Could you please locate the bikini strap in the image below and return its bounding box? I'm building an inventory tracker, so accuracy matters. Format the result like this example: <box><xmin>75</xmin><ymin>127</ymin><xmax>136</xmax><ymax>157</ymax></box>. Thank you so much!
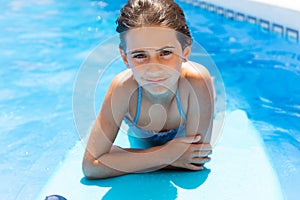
<box><xmin>176</xmin><ymin>90</ymin><xmax>187</xmax><ymax>121</ymax></box>
<box><xmin>133</xmin><ymin>86</ymin><xmax>142</xmax><ymax>125</ymax></box>
<box><xmin>134</xmin><ymin>87</ymin><xmax>186</xmax><ymax>125</ymax></box>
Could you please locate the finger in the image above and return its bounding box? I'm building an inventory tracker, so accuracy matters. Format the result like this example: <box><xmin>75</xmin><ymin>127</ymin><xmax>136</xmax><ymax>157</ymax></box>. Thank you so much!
<box><xmin>192</xmin><ymin>157</ymin><xmax>211</xmax><ymax>164</ymax></box>
<box><xmin>193</xmin><ymin>134</ymin><xmax>201</xmax><ymax>143</ymax></box>
<box><xmin>181</xmin><ymin>134</ymin><xmax>201</xmax><ymax>144</ymax></box>
<box><xmin>192</xmin><ymin>143</ymin><xmax>212</xmax><ymax>151</ymax></box>
<box><xmin>193</xmin><ymin>150</ymin><xmax>212</xmax><ymax>157</ymax></box>
<box><xmin>186</xmin><ymin>163</ymin><xmax>204</xmax><ymax>171</ymax></box>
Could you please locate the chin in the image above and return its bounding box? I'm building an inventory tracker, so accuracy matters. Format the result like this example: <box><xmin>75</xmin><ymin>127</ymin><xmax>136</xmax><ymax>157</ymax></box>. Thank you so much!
<box><xmin>144</xmin><ymin>85</ymin><xmax>177</xmax><ymax>96</ymax></box>
<box><xmin>144</xmin><ymin>84</ymin><xmax>170</xmax><ymax>95</ymax></box>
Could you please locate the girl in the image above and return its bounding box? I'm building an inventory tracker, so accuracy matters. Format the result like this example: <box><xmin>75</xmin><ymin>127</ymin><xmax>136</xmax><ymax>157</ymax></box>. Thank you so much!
<box><xmin>83</xmin><ymin>0</ymin><xmax>214</xmax><ymax>179</ymax></box>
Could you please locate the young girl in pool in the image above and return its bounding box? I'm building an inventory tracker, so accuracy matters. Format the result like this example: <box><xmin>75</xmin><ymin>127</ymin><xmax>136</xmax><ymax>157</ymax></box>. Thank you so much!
<box><xmin>83</xmin><ymin>0</ymin><xmax>214</xmax><ymax>179</ymax></box>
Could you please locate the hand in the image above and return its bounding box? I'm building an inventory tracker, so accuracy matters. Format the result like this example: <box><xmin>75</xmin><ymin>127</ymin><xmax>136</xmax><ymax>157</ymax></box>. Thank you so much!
<box><xmin>165</xmin><ymin>135</ymin><xmax>212</xmax><ymax>170</ymax></box>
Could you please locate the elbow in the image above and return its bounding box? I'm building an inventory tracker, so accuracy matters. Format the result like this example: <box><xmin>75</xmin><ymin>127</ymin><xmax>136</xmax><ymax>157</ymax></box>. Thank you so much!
<box><xmin>82</xmin><ymin>157</ymin><xmax>114</xmax><ymax>180</ymax></box>
<box><xmin>82</xmin><ymin>164</ymin><xmax>98</xmax><ymax>180</ymax></box>
<box><xmin>83</xmin><ymin>171</ymin><xmax>102</xmax><ymax>180</ymax></box>
<box><xmin>82</xmin><ymin>158</ymin><xmax>97</xmax><ymax>179</ymax></box>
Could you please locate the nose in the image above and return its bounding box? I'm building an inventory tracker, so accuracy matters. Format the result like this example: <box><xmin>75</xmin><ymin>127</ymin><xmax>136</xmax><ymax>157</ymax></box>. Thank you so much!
<box><xmin>148</xmin><ymin>53</ymin><xmax>160</xmax><ymax>64</ymax></box>
<box><xmin>146</xmin><ymin>66</ymin><xmax>163</xmax><ymax>78</ymax></box>
<box><xmin>145</xmin><ymin>54</ymin><xmax>164</xmax><ymax>74</ymax></box>
<box><xmin>145</xmin><ymin>62</ymin><xmax>164</xmax><ymax>76</ymax></box>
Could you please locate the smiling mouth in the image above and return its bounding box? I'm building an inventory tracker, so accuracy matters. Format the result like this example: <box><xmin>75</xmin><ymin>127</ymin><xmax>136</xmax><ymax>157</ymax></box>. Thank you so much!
<box><xmin>146</xmin><ymin>78</ymin><xmax>167</xmax><ymax>84</ymax></box>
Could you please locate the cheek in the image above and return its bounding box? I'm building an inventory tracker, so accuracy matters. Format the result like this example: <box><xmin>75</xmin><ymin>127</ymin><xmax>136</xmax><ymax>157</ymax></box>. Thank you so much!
<box><xmin>169</xmin><ymin>59</ymin><xmax>182</xmax><ymax>72</ymax></box>
<box><xmin>170</xmin><ymin>68</ymin><xmax>181</xmax><ymax>78</ymax></box>
<box><xmin>128</xmin><ymin>59</ymin><xmax>146</xmax><ymax>69</ymax></box>
<box><xmin>131</xmin><ymin>67</ymin><xmax>145</xmax><ymax>81</ymax></box>
<box><xmin>159</xmin><ymin>56</ymin><xmax>182</xmax><ymax>68</ymax></box>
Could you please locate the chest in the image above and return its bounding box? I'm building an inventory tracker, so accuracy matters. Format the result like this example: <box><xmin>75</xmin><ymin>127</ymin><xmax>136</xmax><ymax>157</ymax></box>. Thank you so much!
<box><xmin>128</xmin><ymin>95</ymin><xmax>187</xmax><ymax>132</ymax></box>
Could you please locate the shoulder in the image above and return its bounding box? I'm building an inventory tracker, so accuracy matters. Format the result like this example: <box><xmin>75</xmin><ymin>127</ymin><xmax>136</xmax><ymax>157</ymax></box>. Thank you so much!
<box><xmin>180</xmin><ymin>61</ymin><xmax>212</xmax><ymax>89</ymax></box>
<box><xmin>101</xmin><ymin>69</ymin><xmax>137</xmax><ymax>119</ymax></box>
<box><xmin>109</xmin><ymin>69</ymin><xmax>137</xmax><ymax>94</ymax></box>
<box><xmin>177</xmin><ymin>61</ymin><xmax>213</xmax><ymax>115</ymax></box>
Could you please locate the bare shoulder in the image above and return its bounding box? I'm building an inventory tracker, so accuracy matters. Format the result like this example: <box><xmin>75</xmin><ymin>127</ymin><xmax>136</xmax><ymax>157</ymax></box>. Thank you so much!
<box><xmin>99</xmin><ymin>69</ymin><xmax>137</xmax><ymax>124</ymax></box>
<box><xmin>178</xmin><ymin>61</ymin><xmax>213</xmax><ymax>114</ymax></box>
<box><xmin>109</xmin><ymin>69</ymin><xmax>137</xmax><ymax>98</ymax></box>
<box><xmin>181</xmin><ymin>61</ymin><xmax>212</xmax><ymax>86</ymax></box>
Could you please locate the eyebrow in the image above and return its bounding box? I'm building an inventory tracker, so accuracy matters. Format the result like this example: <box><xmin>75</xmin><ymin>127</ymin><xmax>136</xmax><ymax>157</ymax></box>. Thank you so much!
<box><xmin>129</xmin><ymin>46</ymin><xmax>175</xmax><ymax>55</ymax></box>
<box><xmin>155</xmin><ymin>46</ymin><xmax>175</xmax><ymax>52</ymax></box>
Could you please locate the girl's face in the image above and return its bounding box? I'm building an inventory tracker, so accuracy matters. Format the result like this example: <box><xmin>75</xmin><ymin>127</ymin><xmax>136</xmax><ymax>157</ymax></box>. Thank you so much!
<box><xmin>120</xmin><ymin>26</ymin><xmax>190</xmax><ymax>95</ymax></box>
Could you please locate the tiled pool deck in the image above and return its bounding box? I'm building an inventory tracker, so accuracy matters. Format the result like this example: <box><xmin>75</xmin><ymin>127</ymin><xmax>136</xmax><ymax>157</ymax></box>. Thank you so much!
<box><xmin>180</xmin><ymin>0</ymin><xmax>300</xmax><ymax>42</ymax></box>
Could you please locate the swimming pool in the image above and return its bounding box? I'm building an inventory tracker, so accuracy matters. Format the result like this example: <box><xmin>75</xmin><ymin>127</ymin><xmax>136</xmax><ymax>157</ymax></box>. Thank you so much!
<box><xmin>0</xmin><ymin>0</ymin><xmax>299</xmax><ymax>199</ymax></box>
<box><xmin>179</xmin><ymin>3</ymin><xmax>300</xmax><ymax>199</ymax></box>
<box><xmin>180</xmin><ymin>2</ymin><xmax>300</xmax><ymax>199</ymax></box>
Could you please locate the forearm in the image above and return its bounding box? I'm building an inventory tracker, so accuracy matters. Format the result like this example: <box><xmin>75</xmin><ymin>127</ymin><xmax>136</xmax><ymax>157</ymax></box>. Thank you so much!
<box><xmin>83</xmin><ymin>145</ymin><xmax>171</xmax><ymax>179</ymax></box>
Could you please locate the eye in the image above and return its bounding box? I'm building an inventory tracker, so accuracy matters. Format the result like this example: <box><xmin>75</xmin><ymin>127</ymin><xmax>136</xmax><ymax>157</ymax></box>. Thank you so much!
<box><xmin>160</xmin><ymin>50</ymin><xmax>173</xmax><ymax>58</ymax></box>
<box><xmin>133</xmin><ymin>53</ymin><xmax>146</xmax><ymax>59</ymax></box>
<box><xmin>132</xmin><ymin>53</ymin><xmax>148</xmax><ymax>62</ymax></box>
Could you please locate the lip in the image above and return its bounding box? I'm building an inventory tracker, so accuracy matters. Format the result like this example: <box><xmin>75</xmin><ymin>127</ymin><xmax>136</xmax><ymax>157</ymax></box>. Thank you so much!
<box><xmin>146</xmin><ymin>78</ymin><xmax>167</xmax><ymax>84</ymax></box>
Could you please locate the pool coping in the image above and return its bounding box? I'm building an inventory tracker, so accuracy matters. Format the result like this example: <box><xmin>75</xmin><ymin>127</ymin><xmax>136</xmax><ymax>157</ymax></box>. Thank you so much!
<box><xmin>179</xmin><ymin>0</ymin><xmax>300</xmax><ymax>42</ymax></box>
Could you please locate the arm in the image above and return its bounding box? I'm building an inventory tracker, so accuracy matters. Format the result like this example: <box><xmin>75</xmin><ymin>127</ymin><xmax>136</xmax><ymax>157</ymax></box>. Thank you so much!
<box><xmin>167</xmin><ymin>63</ymin><xmax>214</xmax><ymax>169</ymax></box>
<box><xmin>82</xmin><ymin>75</ymin><xmax>166</xmax><ymax>179</ymax></box>
<box><xmin>104</xmin><ymin>66</ymin><xmax>215</xmax><ymax>172</ymax></box>
<box><xmin>82</xmin><ymin>68</ymin><xmax>214</xmax><ymax>179</ymax></box>
<box><xmin>185</xmin><ymin>63</ymin><xmax>214</xmax><ymax>143</ymax></box>
<box><xmin>82</xmin><ymin>75</ymin><xmax>198</xmax><ymax>179</ymax></box>
<box><xmin>83</xmin><ymin>119</ymin><xmax>203</xmax><ymax>179</ymax></box>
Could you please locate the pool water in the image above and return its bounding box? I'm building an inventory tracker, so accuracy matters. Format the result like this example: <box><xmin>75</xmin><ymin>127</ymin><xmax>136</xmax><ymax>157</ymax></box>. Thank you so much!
<box><xmin>179</xmin><ymin>3</ymin><xmax>300</xmax><ymax>199</ymax></box>
<box><xmin>0</xmin><ymin>0</ymin><xmax>299</xmax><ymax>199</ymax></box>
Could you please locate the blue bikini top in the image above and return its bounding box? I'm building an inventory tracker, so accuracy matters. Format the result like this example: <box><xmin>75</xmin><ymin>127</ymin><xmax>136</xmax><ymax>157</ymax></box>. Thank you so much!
<box><xmin>123</xmin><ymin>86</ymin><xmax>187</xmax><ymax>145</ymax></box>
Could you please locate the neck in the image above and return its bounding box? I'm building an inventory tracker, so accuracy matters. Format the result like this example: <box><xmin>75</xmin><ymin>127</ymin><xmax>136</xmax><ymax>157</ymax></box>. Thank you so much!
<box><xmin>143</xmin><ymin>83</ymin><xmax>178</xmax><ymax>106</ymax></box>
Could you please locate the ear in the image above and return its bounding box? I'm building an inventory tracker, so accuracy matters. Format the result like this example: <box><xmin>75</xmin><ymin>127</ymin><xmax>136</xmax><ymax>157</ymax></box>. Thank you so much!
<box><xmin>182</xmin><ymin>46</ymin><xmax>191</xmax><ymax>62</ymax></box>
<box><xmin>119</xmin><ymin>48</ymin><xmax>129</xmax><ymax>68</ymax></box>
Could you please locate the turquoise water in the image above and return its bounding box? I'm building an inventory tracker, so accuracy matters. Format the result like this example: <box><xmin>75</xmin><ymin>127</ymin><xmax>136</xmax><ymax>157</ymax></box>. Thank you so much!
<box><xmin>0</xmin><ymin>0</ymin><xmax>299</xmax><ymax>199</ymax></box>
<box><xmin>179</xmin><ymin>3</ymin><xmax>300</xmax><ymax>199</ymax></box>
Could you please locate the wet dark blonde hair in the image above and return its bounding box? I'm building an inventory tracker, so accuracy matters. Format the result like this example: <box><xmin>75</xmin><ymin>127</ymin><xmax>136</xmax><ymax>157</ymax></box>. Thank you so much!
<box><xmin>116</xmin><ymin>0</ymin><xmax>192</xmax><ymax>50</ymax></box>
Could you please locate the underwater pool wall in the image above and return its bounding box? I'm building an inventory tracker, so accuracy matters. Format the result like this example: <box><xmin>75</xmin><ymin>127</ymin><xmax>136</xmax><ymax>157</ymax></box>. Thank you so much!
<box><xmin>180</xmin><ymin>0</ymin><xmax>300</xmax><ymax>41</ymax></box>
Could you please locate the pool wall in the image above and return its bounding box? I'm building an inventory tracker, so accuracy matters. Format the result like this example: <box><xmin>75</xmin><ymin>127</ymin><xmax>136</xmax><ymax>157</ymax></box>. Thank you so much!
<box><xmin>179</xmin><ymin>0</ymin><xmax>300</xmax><ymax>41</ymax></box>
